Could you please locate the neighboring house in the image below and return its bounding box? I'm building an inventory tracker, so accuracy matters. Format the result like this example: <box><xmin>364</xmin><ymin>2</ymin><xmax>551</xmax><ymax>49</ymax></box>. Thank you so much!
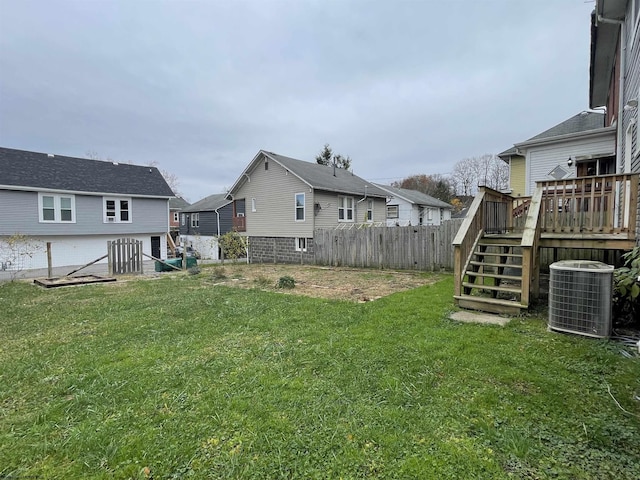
<box><xmin>178</xmin><ymin>193</ymin><xmax>233</xmax><ymax>260</ymax></box>
<box><xmin>169</xmin><ymin>196</ymin><xmax>190</xmax><ymax>240</ymax></box>
<box><xmin>498</xmin><ymin>111</ymin><xmax>616</xmax><ymax>197</ymax></box>
<box><xmin>226</xmin><ymin>150</ymin><xmax>388</xmax><ymax>263</ymax></box>
<box><xmin>374</xmin><ymin>184</ymin><xmax>452</xmax><ymax>226</ymax></box>
<box><xmin>453</xmin><ymin>1</ymin><xmax>640</xmax><ymax>315</ymax></box>
<box><xmin>590</xmin><ymin>0</ymin><xmax>640</xmax><ymax>234</ymax></box>
<box><xmin>0</xmin><ymin>147</ymin><xmax>174</xmax><ymax>271</ymax></box>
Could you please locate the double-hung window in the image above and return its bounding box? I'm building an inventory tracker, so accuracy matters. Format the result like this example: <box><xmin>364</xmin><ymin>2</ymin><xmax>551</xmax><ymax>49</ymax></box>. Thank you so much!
<box><xmin>295</xmin><ymin>193</ymin><xmax>305</xmax><ymax>221</ymax></box>
<box><xmin>386</xmin><ymin>205</ymin><xmax>399</xmax><ymax>219</ymax></box>
<box><xmin>104</xmin><ymin>197</ymin><xmax>131</xmax><ymax>223</ymax></box>
<box><xmin>338</xmin><ymin>196</ymin><xmax>354</xmax><ymax>221</ymax></box>
<box><xmin>191</xmin><ymin>213</ymin><xmax>199</xmax><ymax>228</ymax></box>
<box><xmin>38</xmin><ymin>193</ymin><xmax>76</xmax><ymax>223</ymax></box>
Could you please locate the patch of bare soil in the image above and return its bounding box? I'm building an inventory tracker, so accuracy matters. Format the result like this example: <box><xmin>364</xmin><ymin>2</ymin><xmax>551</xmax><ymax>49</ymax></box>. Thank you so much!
<box><xmin>206</xmin><ymin>263</ymin><xmax>440</xmax><ymax>302</ymax></box>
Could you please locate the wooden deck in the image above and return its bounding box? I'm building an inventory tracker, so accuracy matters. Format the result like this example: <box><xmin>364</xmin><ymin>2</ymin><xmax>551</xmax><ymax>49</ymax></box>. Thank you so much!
<box><xmin>453</xmin><ymin>174</ymin><xmax>639</xmax><ymax>314</ymax></box>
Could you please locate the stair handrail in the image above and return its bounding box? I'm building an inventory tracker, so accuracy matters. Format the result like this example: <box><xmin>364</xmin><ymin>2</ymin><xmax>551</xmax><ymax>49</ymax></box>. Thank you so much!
<box><xmin>453</xmin><ymin>188</ymin><xmax>487</xmax><ymax>296</ymax></box>
<box><xmin>520</xmin><ymin>187</ymin><xmax>543</xmax><ymax>306</ymax></box>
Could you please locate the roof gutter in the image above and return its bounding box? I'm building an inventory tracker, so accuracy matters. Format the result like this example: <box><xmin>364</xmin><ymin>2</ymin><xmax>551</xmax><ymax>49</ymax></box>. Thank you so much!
<box><xmin>513</xmin><ymin>125</ymin><xmax>616</xmax><ymax>149</ymax></box>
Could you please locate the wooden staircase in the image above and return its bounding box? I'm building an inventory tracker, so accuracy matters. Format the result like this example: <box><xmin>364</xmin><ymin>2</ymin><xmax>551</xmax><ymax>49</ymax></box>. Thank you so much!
<box><xmin>453</xmin><ymin>175</ymin><xmax>639</xmax><ymax>316</ymax></box>
<box><xmin>455</xmin><ymin>233</ymin><xmax>527</xmax><ymax>315</ymax></box>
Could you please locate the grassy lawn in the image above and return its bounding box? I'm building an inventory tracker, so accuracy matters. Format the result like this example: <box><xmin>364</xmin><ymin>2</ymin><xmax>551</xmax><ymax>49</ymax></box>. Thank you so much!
<box><xmin>1</xmin><ymin>269</ymin><xmax>639</xmax><ymax>479</ymax></box>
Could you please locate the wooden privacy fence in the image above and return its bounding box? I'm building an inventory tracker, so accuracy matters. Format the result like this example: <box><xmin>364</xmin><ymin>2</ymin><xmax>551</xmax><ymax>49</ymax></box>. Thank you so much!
<box><xmin>314</xmin><ymin>220</ymin><xmax>463</xmax><ymax>271</ymax></box>
<box><xmin>108</xmin><ymin>238</ymin><xmax>143</xmax><ymax>275</ymax></box>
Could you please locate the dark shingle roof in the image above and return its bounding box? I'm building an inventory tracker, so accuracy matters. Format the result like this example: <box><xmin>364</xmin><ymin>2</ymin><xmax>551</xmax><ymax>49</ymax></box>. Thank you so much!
<box><xmin>262</xmin><ymin>151</ymin><xmax>388</xmax><ymax>198</ymax></box>
<box><xmin>520</xmin><ymin>111</ymin><xmax>605</xmax><ymax>144</ymax></box>
<box><xmin>183</xmin><ymin>193</ymin><xmax>230</xmax><ymax>212</ymax></box>
<box><xmin>497</xmin><ymin>146</ymin><xmax>518</xmax><ymax>160</ymax></box>
<box><xmin>169</xmin><ymin>196</ymin><xmax>190</xmax><ymax>209</ymax></box>
<box><xmin>0</xmin><ymin>147</ymin><xmax>175</xmax><ymax>197</ymax></box>
<box><xmin>374</xmin><ymin>184</ymin><xmax>452</xmax><ymax>209</ymax></box>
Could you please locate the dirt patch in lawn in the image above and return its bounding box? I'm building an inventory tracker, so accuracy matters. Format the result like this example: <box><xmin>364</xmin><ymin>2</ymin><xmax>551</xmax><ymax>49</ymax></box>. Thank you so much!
<box><xmin>204</xmin><ymin>263</ymin><xmax>440</xmax><ymax>302</ymax></box>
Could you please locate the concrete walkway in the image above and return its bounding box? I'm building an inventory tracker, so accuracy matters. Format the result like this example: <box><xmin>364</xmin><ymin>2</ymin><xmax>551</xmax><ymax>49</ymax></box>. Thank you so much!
<box><xmin>449</xmin><ymin>310</ymin><xmax>511</xmax><ymax>326</ymax></box>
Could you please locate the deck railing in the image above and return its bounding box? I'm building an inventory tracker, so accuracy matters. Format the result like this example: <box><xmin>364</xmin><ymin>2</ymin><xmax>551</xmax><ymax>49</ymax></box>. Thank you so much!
<box><xmin>536</xmin><ymin>173</ymin><xmax>639</xmax><ymax>236</ymax></box>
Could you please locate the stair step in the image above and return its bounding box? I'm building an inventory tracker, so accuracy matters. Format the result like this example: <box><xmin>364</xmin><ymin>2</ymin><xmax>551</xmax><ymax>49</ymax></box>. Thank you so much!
<box><xmin>477</xmin><ymin>241</ymin><xmax>522</xmax><ymax>247</ymax></box>
<box><xmin>469</xmin><ymin>261</ymin><xmax>522</xmax><ymax>269</ymax></box>
<box><xmin>478</xmin><ymin>237</ymin><xmax>522</xmax><ymax>245</ymax></box>
<box><xmin>474</xmin><ymin>251</ymin><xmax>522</xmax><ymax>258</ymax></box>
<box><xmin>462</xmin><ymin>282</ymin><xmax>522</xmax><ymax>294</ymax></box>
<box><xmin>464</xmin><ymin>272</ymin><xmax>522</xmax><ymax>282</ymax></box>
<box><xmin>454</xmin><ymin>295</ymin><xmax>527</xmax><ymax>315</ymax></box>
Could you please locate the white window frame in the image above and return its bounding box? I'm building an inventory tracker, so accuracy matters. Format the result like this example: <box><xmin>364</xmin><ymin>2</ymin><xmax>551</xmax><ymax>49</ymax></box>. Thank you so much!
<box><xmin>295</xmin><ymin>237</ymin><xmax>307</xmax><ymax>252</ymax></box>
<box><xmin>338</xmin><ymin>196</ymin><xmax>354</xmax><ymax>222</ymax></box>
<box><xmin>38</xmin><ymin>193</ymin><xmax>76</xmax><ymax>223</ymax></box>
<box><xmin>173</xmin><ymin>212</ymin><xmax>179</xmax><ymax>223</ymax></box>
<box><xmin>251</xmin><ymin>198</ymin><xmax>257</xmax><ymax>212</ymax></box>
<box><xmin>366</xmin><ymin>199</ymin><xmax>373</xmax><ymax>222</ymax></box>
<box><xmin>295</xmin><ymin>193</ymin><xmax>305</xmax><ymax>222</ymax></box>
<box><xmin>181</xmin><ymin>213</ymin><xmax>186</xmax><ymax>226</ymax></box>
<box><xmin>386</xmin><ymin>205</ymin><xmax>399</xmax><ymax>219</ymax></box>
<box><xmin>103</xmin><ymin>197</ymin><xmax>132</xmax><ymax>223</ymax></box>
<box><xmin>191</xmin><ymin>212</ymin><xmax>199</xmax><ymax>228</ymax></box>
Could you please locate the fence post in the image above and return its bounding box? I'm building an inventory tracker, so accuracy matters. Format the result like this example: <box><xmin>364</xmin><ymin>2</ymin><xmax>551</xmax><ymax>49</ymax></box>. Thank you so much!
<box><xmin>46</xmin><ymin>242</ymin><xmax>52</xmax><ymax>278</ymax></box>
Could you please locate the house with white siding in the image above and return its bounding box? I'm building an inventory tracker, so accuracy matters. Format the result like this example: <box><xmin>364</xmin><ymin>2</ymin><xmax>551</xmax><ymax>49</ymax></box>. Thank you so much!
<box><xmin>453</xmin><ymin>1</ymin><xmax>640</xmax><ymax>315</ymax></box>
<box><xmin>0</xmin><ymin>147</ymin><xmax>174</xmax><ymax>271</ymax></box>
<box><xmin>374</xmin><ymin>184</ymin><xmax>452</xmax><ymax>226</ymax></box>
<box><xmin>227</xmin><ymin>150</ymin><xmax>388</xmax><ymax>263</ymax></box>
<box><xmin>178</xmin><ymin>193</ymin><xmax>234</xmax><ymax>260</ymax></box>
<box><xmin>498</xmin><ymin>111</ymin><xmax>616</xmax><ymax>197</ymax></box>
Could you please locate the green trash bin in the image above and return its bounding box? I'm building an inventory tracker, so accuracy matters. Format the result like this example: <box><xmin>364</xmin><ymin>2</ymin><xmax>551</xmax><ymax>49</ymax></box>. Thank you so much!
<box><xmin>155</xmin><ymin>257</ymin><xmax>197</xmax><ymax>272</ymax></box>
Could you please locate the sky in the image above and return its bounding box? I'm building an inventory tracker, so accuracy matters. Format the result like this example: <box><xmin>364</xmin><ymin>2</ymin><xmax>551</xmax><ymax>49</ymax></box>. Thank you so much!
<box><xmin>0</xmin><ymin>0</ymin><xmax>597</xmax><ymax>203</ymax></box>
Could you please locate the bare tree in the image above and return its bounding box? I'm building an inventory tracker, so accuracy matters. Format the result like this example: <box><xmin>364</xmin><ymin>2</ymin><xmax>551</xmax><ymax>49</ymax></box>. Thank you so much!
<box><xmin>451</xmin><ymin>154</ymin><xmax>508</xmax><ymax>195</ymax></box>
<box><xmin>391</xmin><ymin>173</ymin><xmax>456</xmax><ymax>202</ymax></box>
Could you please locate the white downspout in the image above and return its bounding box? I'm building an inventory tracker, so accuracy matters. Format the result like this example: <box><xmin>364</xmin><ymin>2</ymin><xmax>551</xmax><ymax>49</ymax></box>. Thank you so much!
<box><xmin>597</xmin><ymin>13</ymin><xmax>625</xmax><ymax>228</ymax></box>
<box><xmin>597</xmin><ymin>14</ymin><xmax>625</xmax><ymax>173</ymax></box>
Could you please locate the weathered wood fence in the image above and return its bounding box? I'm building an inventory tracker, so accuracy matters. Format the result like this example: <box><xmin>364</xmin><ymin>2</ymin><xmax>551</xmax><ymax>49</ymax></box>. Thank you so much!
<box><xmin>108</xmin><ymin>238</ymin><xmax>143</xmax><ymax>275</ymax></box>
<box><xmin>314</xmin><ymin>220</ymin><xmax>463</xmax><ymax>271</ymax></box>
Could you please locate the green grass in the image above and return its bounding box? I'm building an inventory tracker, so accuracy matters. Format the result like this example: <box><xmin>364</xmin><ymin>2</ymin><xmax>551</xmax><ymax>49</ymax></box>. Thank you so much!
<box><xmin>1</xmin><ymin>273</ymin><xmax>639</xmax><ymax>479</ymax></box>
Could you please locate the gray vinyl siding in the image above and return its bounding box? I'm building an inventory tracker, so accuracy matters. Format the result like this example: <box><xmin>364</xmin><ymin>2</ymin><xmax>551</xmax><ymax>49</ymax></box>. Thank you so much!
<box><xmin>218</xmin><ymin>203</ymin><xmax>234</xmax><ymax>234</ymax></box>
<box><xmin>0</xmin><ymin>189</ymin><xmax>168</xmax><ymax>236</ymax></box>
<box><xmin>235</xmin><ymin>160</ymin><xmax>315</xmax><ymax>237</ymax></box>
<box><xmin>180</xmin><ymin>211</ymin><xmax>217</xmax><ymax>236</ymax></box>
<box><xmin>179</xmin><ymin>205</ymin><xmax>233</xmax><ymax>237</ymax></box>
<box><xmin>623</xmin><ymin>7</ymin><xmax>640</xmax><ymax>239</ymax></box>
<box><xmin>526</xmin><ymin>133</ymin><xmax>616</xmax><ymax>195</ymax></box>
<box><xmin>314</xmin><ymin>190</ymin><xmax>386</xmax><ymax>228</ymax></box>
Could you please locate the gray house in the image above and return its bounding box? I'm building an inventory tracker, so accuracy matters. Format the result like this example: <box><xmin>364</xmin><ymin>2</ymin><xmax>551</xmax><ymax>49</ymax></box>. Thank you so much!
<box><xmin>374</xmin><ymin>184</ymin><xmax>453</xmax><ymax>226</ymax></box>
<box><xmin>0</xmin><ymin>147</ymin><xmax>174</xmax><ymax>271</ymax></box>
<box><xmin>227</xmin><ymin>150</ymin><xmax>388</xmax><ymax>263</ymax></box>
<box><xmin>178</xmin><ymin>193</ymin><xmax>233</xmax><ymax>260</ymax></box>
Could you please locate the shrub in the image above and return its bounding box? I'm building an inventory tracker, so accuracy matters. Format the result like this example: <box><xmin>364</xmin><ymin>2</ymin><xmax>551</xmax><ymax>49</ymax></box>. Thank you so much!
<box><xmin>613</xmin><ymin>246</ymin><xmax>640</xmax><ymax>327</ymax></box>
<box><xmin>219</xmin><ymin>231</ymin><xmax>247</xmax><ymax>262</ymax></box>
<box><xmin>276</xmin><ymin>275</ymin><xmax>295</xmax><ymax>289</ymax></box>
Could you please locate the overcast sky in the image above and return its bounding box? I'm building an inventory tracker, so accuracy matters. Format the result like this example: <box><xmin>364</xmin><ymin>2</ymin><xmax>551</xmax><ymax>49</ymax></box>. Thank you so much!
<box><xmin>0</xmin><ymin>0</ymin><xmax>596</xmax><ymax>202</ymax></box>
